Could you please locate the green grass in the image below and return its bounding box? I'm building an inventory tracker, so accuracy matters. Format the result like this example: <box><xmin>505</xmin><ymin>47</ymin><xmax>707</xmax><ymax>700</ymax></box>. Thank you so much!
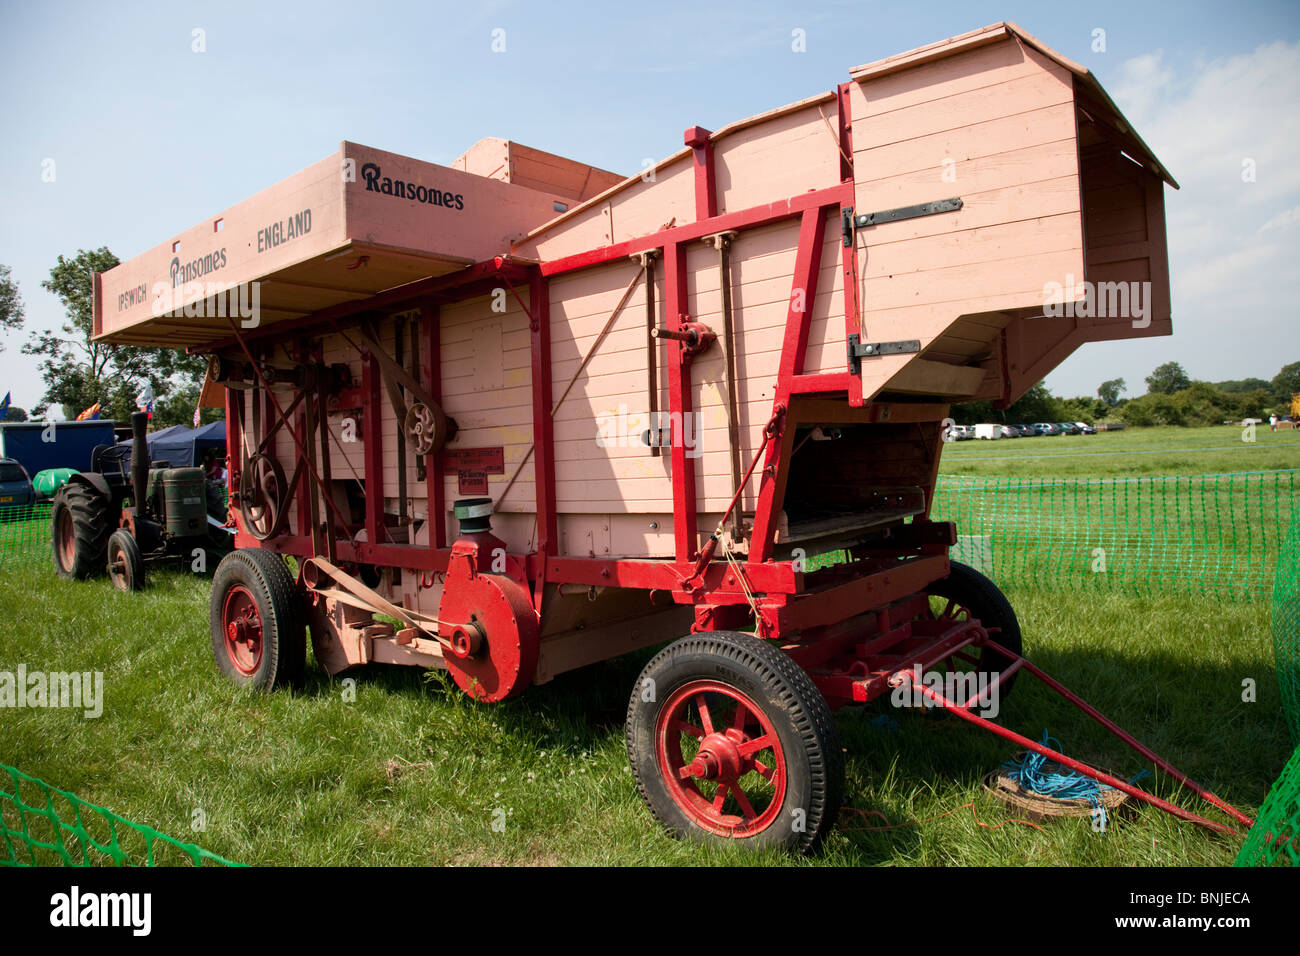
<box><xmin>939</xmin><ymin>425</ymin><xmax>1300</xmax><ymax>478</ymax></box>
<box><xmin>0</xmin><ymin>565</ymin><xmax>1288</xmax><ymax>866</ymax></box>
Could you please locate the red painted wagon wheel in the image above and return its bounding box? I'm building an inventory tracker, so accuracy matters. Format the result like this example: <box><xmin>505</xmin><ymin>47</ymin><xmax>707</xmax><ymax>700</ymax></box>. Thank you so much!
<box><xmin>238</xmin><ymin>453</ymin><xmax>287</xmax><ymax>540</ymax></box>
<box><xmin>626</xmin><ymin>630</ymin><xmax>843</xmax><ymax>852</ymax></box>
<box><xmin>656</xmin><ymin>680</ymin><xmax>787</xmax><ymax>837</ymax></box>
<box><xmin>919</xmin><ymin>561</ymin><xmax>1024</xmax><ymax>704</ymax></box>
<box><xmin>209</xmin><ymin>549</ymin><xmax>305</xmax><ymax>691</ymax></box>
<box><xmin>222</xmin><ymin>584</ymin><xmax>264</xmax><ymax>675</ymax></box>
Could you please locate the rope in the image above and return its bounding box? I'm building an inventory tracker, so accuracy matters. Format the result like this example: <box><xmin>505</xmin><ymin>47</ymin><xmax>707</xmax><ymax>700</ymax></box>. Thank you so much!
<box><xmin>1002</xmin><ymin>729</ymin><xmax>1150</xmax><ymax>826</ymax></box>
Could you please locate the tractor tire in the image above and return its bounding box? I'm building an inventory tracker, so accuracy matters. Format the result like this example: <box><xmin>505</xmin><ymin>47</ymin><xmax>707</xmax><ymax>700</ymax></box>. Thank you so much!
<box><xmin>50</xmin><ymin>482</ymin><xmax>113</xmax><ymax>580</ymax></box>
<box><xmin>626</xmin><ymin>630</ymin><xmax>843</xmax><ymax>853</ymax></box>
<box><xmin>210</xmin><ymin>548</ymin><xmax>306</xmax><ymax>691</ymax></box>
<box><xmin>106</xmin><ymin>529</ymin><xmax>145</xmax><ymax>592</ymax></box>
<box><xmin>926</xmin><ymin>561</ymin><xmax>1024</xmax><ymax>702</ymax></box>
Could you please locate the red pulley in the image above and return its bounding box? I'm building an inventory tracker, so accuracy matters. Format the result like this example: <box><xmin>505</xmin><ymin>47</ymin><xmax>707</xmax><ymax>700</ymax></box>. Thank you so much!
<box><xmin>436</xmin><ymin>540</ymin><xmax>538</xmax><ymax>703</ymax></box>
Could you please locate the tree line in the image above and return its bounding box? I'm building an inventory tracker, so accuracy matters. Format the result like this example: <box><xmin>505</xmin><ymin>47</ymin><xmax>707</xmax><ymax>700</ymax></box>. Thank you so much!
<box><xmin>950</xmin><ymin>360</ymin><xmax>1299</xmax><ymax>428</ymax></box>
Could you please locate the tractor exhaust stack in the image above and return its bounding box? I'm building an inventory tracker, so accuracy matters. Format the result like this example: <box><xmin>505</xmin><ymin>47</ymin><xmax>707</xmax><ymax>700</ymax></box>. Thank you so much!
<box><xmin>130</xmin><ymin>411</ymin><xmax>149</xmax><ymax>511</ymax></box>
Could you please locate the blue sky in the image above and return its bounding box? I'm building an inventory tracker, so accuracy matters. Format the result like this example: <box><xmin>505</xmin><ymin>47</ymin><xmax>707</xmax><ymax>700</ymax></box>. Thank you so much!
<box><xmin>1</xmin><ymin>0</ymin><xmax>1297</xmax><ymax>410</ymax></box>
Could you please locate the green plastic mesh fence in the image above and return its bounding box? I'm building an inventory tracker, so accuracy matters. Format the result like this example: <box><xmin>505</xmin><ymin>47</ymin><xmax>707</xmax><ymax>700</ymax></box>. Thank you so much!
<box><xmin>0</xmin><ymin>764</ymin><xmax>240</xmax><ymax>867</ymax></box>
<box><xmin>1234</xmin><ymin>745</ymin><xmax>1300</xmax><ymax>867</ymax></box>
<box><xmin>0</xmin><ymin>503</ymin><xmax>53</xmax><ymax>570</ymax></box>
<box><xmin>1275</xmin><ymin>504</ymin><xmax>1300</xmax><ymax>744</ymax></box>
<box><xmin>931</xmin><ymin>470</ymin><xmax>1297</xmax><ymax>599</ymax></box>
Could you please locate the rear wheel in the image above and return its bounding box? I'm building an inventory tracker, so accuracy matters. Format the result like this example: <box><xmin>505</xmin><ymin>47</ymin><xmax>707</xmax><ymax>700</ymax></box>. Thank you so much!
<box><xmin>626</xmin><ymin>631</ymin><xmax>843</xmax><ymax>853</ymax></box>
<box><xmin>924</xmin><ymin>561</ymin><xmax>1023</xmax><ymax>702</ymax></box>
<box><xmin>106</xmin><ymin>529</ymin><xmax>145</xmax><ymax>591</ymax></box>
<box><xmin>50</xmin><ymin>483</ymin><xmax>113</xmax><ymax>580</ymax></box>
<box><xmin>210</xmin><ymin>548</ymin><xmax>305</xmax><ymax>690</ymax></box>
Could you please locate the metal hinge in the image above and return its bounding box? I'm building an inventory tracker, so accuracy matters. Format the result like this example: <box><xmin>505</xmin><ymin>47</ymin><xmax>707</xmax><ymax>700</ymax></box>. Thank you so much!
<box><xmin>848</xmin><ymin>335</ymin><xmax>921</xmax><ymax>375</ymax></box>
<box><xmin>842</xmin><ymin>197</ymin><xmax>962</xmax><ymax>246</ymax></box>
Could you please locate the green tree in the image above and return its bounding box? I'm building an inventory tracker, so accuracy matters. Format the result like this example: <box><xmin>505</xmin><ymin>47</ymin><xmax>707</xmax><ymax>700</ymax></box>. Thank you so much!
<box><xmin>1097</xmin><ymin>377</ymin><xmax>1126</xmax><ymax>406</ymax></box>
<box><xmin>1145</xmin><ymin>361</ymin><xmax>1191</xmax><ymax>395</ymax></box>
<box><xmin>1273</xmin><ymin>361</ymin><xmax>1300</xmax><ymax>406</ymax></box>
<box><xmin>1215</xmin><ymin>377</ymin><xmax>1271</xmax><ymax>394</ymax></box>
<box><xmin>22</xmin><ymin>248</ymin><xmax>205</xmax><ymax>420</ymax></box>
<box><xmin>0</xmin><ymin>263</ymin><xmax>24</xmax><ymax>350</ymax></box>
<box><xmin>4</xmin><ymin>406</ymin><xmax>28</xmax><ymax>422</ymax></box>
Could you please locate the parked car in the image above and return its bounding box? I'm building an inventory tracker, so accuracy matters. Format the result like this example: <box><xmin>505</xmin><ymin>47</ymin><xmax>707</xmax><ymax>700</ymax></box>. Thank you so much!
<box><xmin>1033</xmin><ymin>422</ymin><xmax>1062</xmax><ymax>435</ymax></box>
<box><xmin>1074</xmin><ymin>422</ymin><xmax>1097</xmax><ymax>435</ymax></box>
<box><xmin>0</xmin><ymin>457</ymin><xmax>35</xmax><ymax>515</ymax></box>
<box><xmin>1057</xmin><ymin>422</ymin><xmax>1082</xmax><ymax>435</ymax></box>
<box><xmin>997</xmin><ymin>425</ymin><xmax>1020</xmax><ymax>438</ymax></box>
<box><xmin>946</xmin><ymin>424</ymin><xmax>974</xmax><ymax>440</ymax></box>
<box><xmin>974</xmin><ymin>423</ymin><xmax>1002</xmax><ymax>440</ymax></box>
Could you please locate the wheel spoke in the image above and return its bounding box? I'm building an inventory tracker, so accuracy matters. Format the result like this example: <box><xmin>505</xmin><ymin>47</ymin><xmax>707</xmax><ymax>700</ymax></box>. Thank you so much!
<box><xmin>730</xmin><ymin>700</ymin><xmax>750</xmax><ymax>732</ymax></box>
<box><xmin>752</xmin><ymin>759</ymin><xmax>774</xmax><ymax>781</ymax></box>
<box><xmin>672</xmin><ymin>718</ymin><xmax>705</xmax><ymax>740</ymax></box>
<box><xmin>738</xmin><ymin>734</ymin><xmax>773</xmax><ymax>759</ymax></box>
<box><xmin>732</xmin><ymin>785</ymin><xmax>758</xmax><ymax>821</ymax></box>
<box><xmin>695</xmin><ymin>694</ymin><xmax>715</xmax><ymax>735</ymax></box>
<box><xmin>711</xmin><ymin>783</ymin><xmax>729</xmax><ymax>813</ymax></box>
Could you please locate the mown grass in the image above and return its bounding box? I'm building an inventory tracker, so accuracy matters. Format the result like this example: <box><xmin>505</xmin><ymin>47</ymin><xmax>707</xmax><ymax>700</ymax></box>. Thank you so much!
<box><xmin>0</xmin><ymin>564</ymin><xmax>1288</xmax><ymax>866</ymax></box>
<box><xmin>939</xmin><ymin>425</ymin><xmax>1300</xmax><ymax>478</ymax></box>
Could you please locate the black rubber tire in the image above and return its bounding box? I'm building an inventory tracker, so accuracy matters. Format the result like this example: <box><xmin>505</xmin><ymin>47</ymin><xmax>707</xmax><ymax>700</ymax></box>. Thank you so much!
<box><xmin>928</xmin><ymin>561</ymin><xmax>1024</xmax><ymax>701</ymax></box>
<box><xmin>209</xmin><ymin>548</ymin><xmax>305</xmax><ymax>691</ymax></box>
<box><xmin>50</xmin><ymin>483</ymin><xmax>113</xmax><ymax>580</ymax></box>
<box><xmin>106</xmin><ymin>529</ymin><xmax>145</xmax><ymax>592</ymax></box>
<box><xmin>626</xmin><ymin>630</ymin><xmax>844</xmax><ymax>853</ymax></box>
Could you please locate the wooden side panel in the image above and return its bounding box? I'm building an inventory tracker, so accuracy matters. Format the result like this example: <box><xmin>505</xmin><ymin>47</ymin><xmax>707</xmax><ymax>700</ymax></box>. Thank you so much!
<box><xmin>851</xmin><ymin>35</ymin><xmax>1088</xmax><ymax>402</ymax></box>
<box><xmin>526</xmin><ymin>156</ymin><xmax>697</xmax><ymax>261</ymax></box>
<box><xmin>545</xmin><ymin>213</ymin><xmax>848</xmax><ymax>522</ymax></box>
<box><xmin>438</xmin><ymin>292</ymin><xmax>536</xmax><ymax>524</ymax></box>
<box><xmin>713</xmin><ymin>103</ymin><xmax>842</xmax><ymax>213</ymax></box>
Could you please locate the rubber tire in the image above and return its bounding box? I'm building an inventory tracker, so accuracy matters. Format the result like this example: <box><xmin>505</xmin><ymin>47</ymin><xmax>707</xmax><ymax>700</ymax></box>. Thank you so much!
<box><xmin>928</xmin><ymin>561</ymin><xmax>1024</xmax><ymax>701</ymax></box>
<box><xmin>626</xmin><ymin>631</ymin><xmax>844</xmax><ymax>853</ymax></box>
<box><xmin>209</xmin><ymin>548</ymin><xmax>306</xmax><ymax>691</ymax></box>
<box><xmin>106</xmin><ymin>529</ymin><xmax>145</xmax><ymax>592</ymax></box>
<box><xmin>50</xmin><ymin>483</ymin><xmax>113</xmax><ymax>580</ymax></box>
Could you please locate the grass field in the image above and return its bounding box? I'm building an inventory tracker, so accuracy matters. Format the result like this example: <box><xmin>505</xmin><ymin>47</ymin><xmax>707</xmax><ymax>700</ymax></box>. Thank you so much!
<box><xmin>939</xmin><ymin>425</ymin><xmax>1300</xmax><ymax>477</ymax></box>
<box><xmin>0</xmin><ymin>563</ymin><xmax>1289</xmax><ymax>866</ymax></box>
<box><xmin>1</xmin><ymin>425</ymin><xmax>1294</xmax><ymax>866</ymax></box>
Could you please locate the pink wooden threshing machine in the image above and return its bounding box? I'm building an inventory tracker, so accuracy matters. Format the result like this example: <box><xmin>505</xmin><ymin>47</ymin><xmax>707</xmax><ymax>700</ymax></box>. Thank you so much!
<box><xmin>93</xmin><ymin>24</ymin><xmax>1254</xmax><ymax>849</ymax></box>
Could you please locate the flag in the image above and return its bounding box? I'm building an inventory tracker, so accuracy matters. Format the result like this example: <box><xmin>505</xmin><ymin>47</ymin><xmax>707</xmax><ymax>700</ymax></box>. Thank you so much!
<box><xmin>76</xmin><ymin>402</ymin><xmax>101</xmax><ymax>421</ymax></box>
<box><xmin>135</xmin><ymin>384</ymin><xmax>155</xmax><ymax>420</ymax></box>
<box><xmin>193</xmin><ymin>405</ymin><xmax>202</xmax><ymax>427</ymax></box>
<box><xmin>0</xmin><ymin>392</ymin><xmax>9</xmax><ymax>420</ymax></box>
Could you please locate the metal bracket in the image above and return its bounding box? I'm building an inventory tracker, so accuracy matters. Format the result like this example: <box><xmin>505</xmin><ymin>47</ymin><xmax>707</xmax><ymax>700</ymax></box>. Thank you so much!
<box><xmin>842</xmin><ymin>197</ymin><xmax>962</xmax><ymax>246</ymax></box>
<box><xmin>847</xmin><ymin>335</ymin><xmax>921</xmax><ymax>375</ymax></box>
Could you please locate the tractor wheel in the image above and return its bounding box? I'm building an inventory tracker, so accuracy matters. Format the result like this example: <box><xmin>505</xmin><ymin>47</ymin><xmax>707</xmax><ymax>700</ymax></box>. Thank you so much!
<box><xmin>50</xmin><ymin>483</ymin><xmax>113</xmax><ymax>580</ymax></box>
<box><xmin>106</xmin><ymin>529</ymin><xmax>145</xmax><ymax>592</ymax></box>
<box><xmin>924</xmin><ymin>561</ymin><xmax>1024</xmax><ymax>703</ymax></box>
<box><xmin>209</xmin><ymin>549</ymin><xmax>305</xmax><ymax>691</ymax></box>
<box><xmin>626</xmin><ymin>631</ymin><xmax>843</xmax><ymax>853</ymax></box>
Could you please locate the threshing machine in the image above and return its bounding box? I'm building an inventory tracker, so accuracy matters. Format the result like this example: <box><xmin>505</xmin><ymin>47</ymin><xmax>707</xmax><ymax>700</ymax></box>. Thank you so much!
<box><xmin>92</xmin><ymin>23</ymin><xmax>1254</xmax><ymax>849</ymax></box>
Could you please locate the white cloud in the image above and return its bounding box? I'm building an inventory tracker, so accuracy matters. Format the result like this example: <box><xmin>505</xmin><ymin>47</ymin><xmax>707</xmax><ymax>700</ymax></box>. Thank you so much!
<box><xmin>1053</xmin><ymin>40</ymin><xmax>1300</xmax><ymax>395</ymax></box>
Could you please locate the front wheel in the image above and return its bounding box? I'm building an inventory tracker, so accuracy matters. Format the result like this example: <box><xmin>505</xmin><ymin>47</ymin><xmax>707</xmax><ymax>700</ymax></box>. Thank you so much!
<box><xmin>626</xmin><ymin>631</ymin><xmax>843</xmax><ymax>853</ymax></box>
<box><xmin>107</xmin><ymin>529</ymin><xmax>145</xmax><ymax>591</ymax></box>
<box><xmin>209</xmin><ymin>548</ymin><xmax>305</xmax><ymax>691</ymax></box>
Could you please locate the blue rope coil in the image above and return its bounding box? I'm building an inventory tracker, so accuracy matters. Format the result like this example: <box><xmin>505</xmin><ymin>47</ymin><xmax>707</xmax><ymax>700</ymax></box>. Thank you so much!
<box><xmin>1002</xmin><ymin>730</ymin><xmax>1150</xmax><ymax>826</ymax></box>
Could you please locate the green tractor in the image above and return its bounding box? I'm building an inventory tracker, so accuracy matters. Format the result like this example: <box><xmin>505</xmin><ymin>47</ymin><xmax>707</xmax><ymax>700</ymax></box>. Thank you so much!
<box><xmin>51</xmin><ymin>411</ymin><xmax>234</xmax><ymax>590</ymax></box>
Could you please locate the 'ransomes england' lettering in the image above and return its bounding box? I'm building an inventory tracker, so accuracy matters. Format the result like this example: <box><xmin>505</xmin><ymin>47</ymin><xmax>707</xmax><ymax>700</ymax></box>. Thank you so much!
<box><xmin>360</xmin><ymin>162</ymin><xmax>464</xmax><ymax>211</ymax></box>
